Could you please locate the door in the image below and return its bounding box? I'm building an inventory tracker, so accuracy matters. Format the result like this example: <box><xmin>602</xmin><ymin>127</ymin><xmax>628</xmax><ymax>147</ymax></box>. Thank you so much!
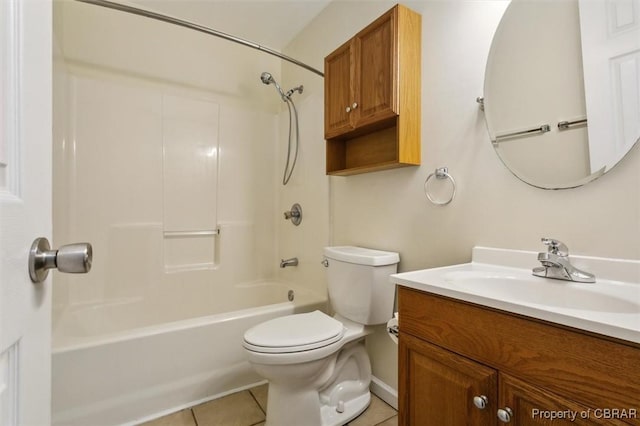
<box><xmin>579</xmin><ymin>0</ymin><xmax>640</xmax><ymax>173</ymax></box>
<box><xmin>0</xmin><ymin>0</ymin><xmax>52</xmax><ymax>424</ymax></box>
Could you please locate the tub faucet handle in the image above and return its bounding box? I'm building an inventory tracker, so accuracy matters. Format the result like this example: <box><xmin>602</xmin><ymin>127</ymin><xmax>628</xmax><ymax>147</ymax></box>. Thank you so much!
<box><xmin>283</xmin><ymin>203</ymin><xmax>302</xmax><ymax>226</ymax></box>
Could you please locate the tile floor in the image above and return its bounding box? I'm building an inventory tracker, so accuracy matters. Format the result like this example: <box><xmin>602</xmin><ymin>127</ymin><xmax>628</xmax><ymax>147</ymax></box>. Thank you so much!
<box><xmin>141</xmin><ymin>384</ymin><xmax>398</xmax><ymax>426</ymax></box>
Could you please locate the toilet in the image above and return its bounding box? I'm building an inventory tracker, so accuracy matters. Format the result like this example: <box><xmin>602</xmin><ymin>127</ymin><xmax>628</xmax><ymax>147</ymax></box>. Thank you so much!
<box><xmin>242</xmin><ymin>246</ymin><xmax>399</xmax><ymax>426</ymax></box>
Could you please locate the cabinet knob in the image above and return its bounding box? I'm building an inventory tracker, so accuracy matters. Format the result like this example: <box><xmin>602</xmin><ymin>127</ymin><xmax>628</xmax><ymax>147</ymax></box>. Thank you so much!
<box><xmin>497</xmin><ymin>407</ymin><xmax>513</xmax><ymax>423</ymax></box>
<box><xmin>345</xmin><ymin>106</ymin><xmax>351</xmax><ymax>113</ymax></box>
<box><xmin>352</xmin><ymin>102</ymin><xmax>358</xmax><ymax>109</ymax></box>
<box><xmin>473</xmin><ymin>395</ymin><xmax>488</xmax><ymax>410</ymax></box>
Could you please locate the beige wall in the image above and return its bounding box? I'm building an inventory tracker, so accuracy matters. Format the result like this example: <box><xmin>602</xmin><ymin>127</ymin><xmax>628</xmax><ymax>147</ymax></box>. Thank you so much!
<box><xmin>284</xmin><ymin>0</ymin><xmax>640</xmax><ymax>391</ymax></box>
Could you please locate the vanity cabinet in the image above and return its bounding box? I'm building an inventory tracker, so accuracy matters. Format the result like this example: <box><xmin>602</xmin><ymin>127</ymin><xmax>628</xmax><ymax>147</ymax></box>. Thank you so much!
<box><xmin>499</xmin><ymin>374</ymin><xmax>606</xmax><ymax>426</ymax></box>
<box><xmin>398</xmin><ymin>287</ymin><xmax>640</xmax><ymax>425</ymax></box>
<box><xmin>324</xmin><ymin>4</ymin><xmax>421</xmax><ymax>176</ymax></box>
<box><xmin>401</xmin><ymin>333</ymin><xmax>498</xmax><ymax>425</ymax></box>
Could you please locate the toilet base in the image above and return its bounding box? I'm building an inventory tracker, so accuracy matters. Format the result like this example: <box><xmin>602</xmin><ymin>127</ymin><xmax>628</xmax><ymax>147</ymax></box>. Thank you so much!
<box><xmin>320</xmin><ymin>391</ymin><xmax>370</xmax><ymax>426</ymax></box>
<box><xmin>262</xmin><ymin>342</ymin><xmax>372</xmax><ymax>426</ymax></box>
<box><xmin>264</xmin><ymin>389</ymin><xmax>370</xmax><ymax>426</ymax></box>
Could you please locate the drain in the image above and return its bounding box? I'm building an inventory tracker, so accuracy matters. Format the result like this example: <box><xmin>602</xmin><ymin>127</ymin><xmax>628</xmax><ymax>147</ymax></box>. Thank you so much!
<box><xmin>288</xmin><ymin>290</ymin><xmax>295</xmax><ymax>301</ymax></box>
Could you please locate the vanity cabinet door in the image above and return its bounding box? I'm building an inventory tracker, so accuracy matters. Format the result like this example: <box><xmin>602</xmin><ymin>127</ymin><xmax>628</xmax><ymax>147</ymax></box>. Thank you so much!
<box><xmin>399</xmin><ymin>333</ymin><xmax>498</xmax><ymax>426</ymax></box>
<box><xmin>498</xmin><ymin>374</ymin><xmax>627</xmax><ymax>426</ymax></box>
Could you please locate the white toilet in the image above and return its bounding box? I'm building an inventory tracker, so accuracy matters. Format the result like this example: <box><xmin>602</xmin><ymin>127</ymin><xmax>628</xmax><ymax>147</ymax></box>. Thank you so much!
<box><xmin>243</xmin><ymin>246</ymin><xmax>399</xmax><ymax>426</ymax></box>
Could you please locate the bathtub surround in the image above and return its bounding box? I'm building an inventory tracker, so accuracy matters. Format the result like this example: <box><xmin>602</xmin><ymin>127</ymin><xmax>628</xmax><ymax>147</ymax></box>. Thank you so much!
<box><xmin>52</xmin><ymin>1</ymin><xmax>328</xmax><ymax>424</ymax></box>
<box><xmin>281</xmin><ymin>0</ymin><xmax>640</xmax><ymax>399</ymax></box>
<box><xmin>53</xmin><ymin>0</ymin><xmax>282</xmax><ymax>313</ymax></box>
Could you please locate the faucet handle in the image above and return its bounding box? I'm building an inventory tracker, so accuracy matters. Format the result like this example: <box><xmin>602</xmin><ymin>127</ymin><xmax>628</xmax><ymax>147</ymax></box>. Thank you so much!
<box><xmin>541</xmin><ymin>238</ymin><xmax>569</xmax><ymax>256</ymax></box>
<box><xmin>283</xmin><ymin>203</ymin><xmax>302</xmax><ymax>226</ymax></box>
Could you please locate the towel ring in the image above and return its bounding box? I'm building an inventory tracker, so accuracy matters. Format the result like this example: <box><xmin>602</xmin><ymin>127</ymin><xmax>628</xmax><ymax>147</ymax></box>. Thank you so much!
<box><xmin>424</xmin><ymin>167</ymin><xmax>456</xmax><ymax>206</ymax></box>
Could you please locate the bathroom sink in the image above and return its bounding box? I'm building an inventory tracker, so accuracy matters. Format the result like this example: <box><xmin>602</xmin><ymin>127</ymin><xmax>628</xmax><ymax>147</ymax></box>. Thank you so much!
<box><xmin>442</xmin><ymin>270</ymin><xmax>640</xmax><ymax>313</ymax></box>
<box><xmin>391</xmin><ymin>247</ymin><xmax>640</xmax><ymax>344</ymax></box>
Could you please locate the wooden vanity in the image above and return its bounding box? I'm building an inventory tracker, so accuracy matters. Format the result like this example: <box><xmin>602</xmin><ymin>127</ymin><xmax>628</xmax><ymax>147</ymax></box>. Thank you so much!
<box><xmin>398</xmin><ymin>286</ymin><xmax>640</xmax><ymax>425</ymax></box>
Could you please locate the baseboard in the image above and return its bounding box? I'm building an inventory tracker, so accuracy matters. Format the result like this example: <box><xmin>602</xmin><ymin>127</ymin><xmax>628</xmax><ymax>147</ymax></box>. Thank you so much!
<box><xmin>370</xmin><ymin>376</ymin><xmax>398</xmax><ymax>410</ymax></box>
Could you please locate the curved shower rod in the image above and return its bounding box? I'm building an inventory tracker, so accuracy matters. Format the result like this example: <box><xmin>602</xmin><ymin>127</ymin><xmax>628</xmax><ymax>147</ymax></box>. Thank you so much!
<box><xmin>75</xmin><ymin>0</ymin><xmax>325</xmax><ymax>77</ymax></box>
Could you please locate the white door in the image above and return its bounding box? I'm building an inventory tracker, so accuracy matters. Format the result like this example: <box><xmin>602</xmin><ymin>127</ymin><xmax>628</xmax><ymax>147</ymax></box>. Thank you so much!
<box><xmin>0</xmin><ymin>0</ymin><xmax>52</xmax><ymax>425</ymax></box>
<box><xmin>579</xmin><ymin>0</ymin><xmax>640</xmax><ymax>173</ymax></box>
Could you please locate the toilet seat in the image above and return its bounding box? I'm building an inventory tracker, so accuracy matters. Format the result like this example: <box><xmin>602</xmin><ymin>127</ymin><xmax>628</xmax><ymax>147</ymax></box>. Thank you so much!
<box><xmin>243</xmin><ymin>311</ymin><xmax>345</xmax><ymax>354</ymax></box>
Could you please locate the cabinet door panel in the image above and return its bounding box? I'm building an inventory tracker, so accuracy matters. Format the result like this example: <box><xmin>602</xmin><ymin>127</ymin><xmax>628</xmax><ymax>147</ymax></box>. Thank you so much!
<box><xmin>353</xmin><ymin>10</ymin><xmax>398</xmax><ymax>128</ymax></box>
<box><xmin>399</xmin><ymin>334</ymin><xmax>497</xmax><ymax>426</ymax></box>
<box><xmin>499</xmin><ymin>374</ymin><xmax>630</xmax><ymax>426</ymax></box>
<box><xmin>324</xmin><ymin>41</ymin><xmax>353</xmax><ymax>138</ymax></box>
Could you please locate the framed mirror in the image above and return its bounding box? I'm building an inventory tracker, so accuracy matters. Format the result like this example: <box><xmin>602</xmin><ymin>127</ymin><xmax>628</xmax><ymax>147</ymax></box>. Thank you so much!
<box><xmin>483</xmin><ymin>0</ymin><xmax>640</xmax><ymax>189</ymax></box>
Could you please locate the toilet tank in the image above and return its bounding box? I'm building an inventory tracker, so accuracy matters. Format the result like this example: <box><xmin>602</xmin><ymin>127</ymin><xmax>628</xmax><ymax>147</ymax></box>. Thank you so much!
<box><xmin>323</xmin><ymin>246</ymin><xmax>399</xmax><ymax>325</ymax></box>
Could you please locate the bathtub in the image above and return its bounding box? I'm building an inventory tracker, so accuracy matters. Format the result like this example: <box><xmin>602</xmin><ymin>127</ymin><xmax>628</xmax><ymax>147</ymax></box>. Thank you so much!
<box><xmin>51</xmin><ymin>281</ymin><xmax>327</xmax><ymax>426</ymax></box>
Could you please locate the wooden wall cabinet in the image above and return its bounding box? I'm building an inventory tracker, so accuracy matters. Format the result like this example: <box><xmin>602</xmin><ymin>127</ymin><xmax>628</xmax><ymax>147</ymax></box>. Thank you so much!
<box><xmin>324</xmin><ymin>4</ymin><xmax>421</xmax><ymax>176</ymax></box>
<box><xmin>398</xmin><ymin>287</ymin><xmax>640</xmax><ymax>425</ymax></box>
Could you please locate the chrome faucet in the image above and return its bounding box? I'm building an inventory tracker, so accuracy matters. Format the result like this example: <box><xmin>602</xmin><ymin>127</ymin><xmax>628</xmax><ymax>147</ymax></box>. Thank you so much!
<box><xmin>280</xmin><ymin>257</ymin><xmax>298</xmax><ymax>268</ymax></box>
<box><xmin>532</xmin><ymin>238</ymin><xmax>595</xmax><ymax>283</ymax></box>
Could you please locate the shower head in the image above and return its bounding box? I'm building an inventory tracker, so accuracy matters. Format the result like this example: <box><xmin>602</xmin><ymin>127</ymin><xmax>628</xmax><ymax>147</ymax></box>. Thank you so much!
<box><xmin>260</xmin><ymin>72</ymin><xmax>286</xmax><ymax>100</ymax></box>
<box><xmin>260</xmin><ymin>72</ymin><xmax>274</xmax><ymax>85</ymax></box>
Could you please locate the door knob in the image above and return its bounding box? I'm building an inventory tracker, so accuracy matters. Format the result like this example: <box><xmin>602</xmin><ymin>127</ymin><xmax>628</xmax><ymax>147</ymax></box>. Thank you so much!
<box><xmin>29</xmin><ymin>237</ymin><xmax>92</xmax><ymax>283</ymax></box>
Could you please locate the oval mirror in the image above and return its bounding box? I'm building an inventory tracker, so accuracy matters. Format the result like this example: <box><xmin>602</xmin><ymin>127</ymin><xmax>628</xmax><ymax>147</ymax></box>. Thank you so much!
<box><xmin>483</xmin><ymin>0</ymin><xmax>640</xmax><ymax>189</ymax></box>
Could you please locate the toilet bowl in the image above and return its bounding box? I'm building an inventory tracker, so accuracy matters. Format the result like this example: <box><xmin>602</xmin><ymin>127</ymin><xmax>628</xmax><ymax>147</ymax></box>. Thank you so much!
<box><xmin>243</xmin><ymin>246</ymin><xmax>399</xmax><ymax>426</ymax></box>
<box><xmin>244</xmin><ymin>312</ymin><xmax>371</xmax><ymax>425</ymax></box>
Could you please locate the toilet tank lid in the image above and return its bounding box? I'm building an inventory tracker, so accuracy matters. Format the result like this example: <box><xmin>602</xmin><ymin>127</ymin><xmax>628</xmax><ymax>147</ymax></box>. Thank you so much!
<box><xmin>323</xmin><ymin>246</ymin><xmax>399</xmax><ymax>266</ymax></box>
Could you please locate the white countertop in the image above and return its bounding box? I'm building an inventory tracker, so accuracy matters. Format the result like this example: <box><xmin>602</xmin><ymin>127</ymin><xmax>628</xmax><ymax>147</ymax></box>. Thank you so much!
<box><xmin>391</xmin><ymin>247</ymin><xmax>640</xmax><ymax>344</ymax></box>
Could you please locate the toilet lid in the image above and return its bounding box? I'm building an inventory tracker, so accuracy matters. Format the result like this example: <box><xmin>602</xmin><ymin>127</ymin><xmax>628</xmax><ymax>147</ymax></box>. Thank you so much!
<box><xmin>243</xmin><ymin>311</ymin><xmax>345</xmax><ymax>354</ymax></box>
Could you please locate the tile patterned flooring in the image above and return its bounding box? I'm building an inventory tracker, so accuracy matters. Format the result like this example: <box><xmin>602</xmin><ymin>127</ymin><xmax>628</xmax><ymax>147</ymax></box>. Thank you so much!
<box><xmin>141</xmin><ymin>384</ymin><xmax>398</xmax><ymax>426</ymax></box>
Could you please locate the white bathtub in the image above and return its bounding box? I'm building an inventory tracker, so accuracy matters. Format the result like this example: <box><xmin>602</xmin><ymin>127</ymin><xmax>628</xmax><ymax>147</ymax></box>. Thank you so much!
<box><xmin>51</xmin><ymin>281</ymin><xmax>327</xmax><ymax>426</ymax></box>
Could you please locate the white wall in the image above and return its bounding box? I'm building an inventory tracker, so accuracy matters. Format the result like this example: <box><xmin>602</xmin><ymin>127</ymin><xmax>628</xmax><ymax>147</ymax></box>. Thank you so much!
<box><xmin>285</xmin><ymin>0</ymin><xmax>640</xmax><ymax>391</ymax></box>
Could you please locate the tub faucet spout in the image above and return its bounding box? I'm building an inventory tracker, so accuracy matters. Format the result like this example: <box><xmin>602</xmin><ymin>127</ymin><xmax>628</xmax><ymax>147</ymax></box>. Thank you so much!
<box><xmin>280</xmin><ymin>257</ymin><xmax>298</xmax><ymax>268</ymax></box>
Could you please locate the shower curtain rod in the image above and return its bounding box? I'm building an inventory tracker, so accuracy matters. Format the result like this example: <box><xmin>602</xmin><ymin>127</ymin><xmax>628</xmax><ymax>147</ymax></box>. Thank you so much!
<box><xmin>75</xmin><ymin>0</ymin><xmax>325</xmax><ymax>77</ymax></box>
